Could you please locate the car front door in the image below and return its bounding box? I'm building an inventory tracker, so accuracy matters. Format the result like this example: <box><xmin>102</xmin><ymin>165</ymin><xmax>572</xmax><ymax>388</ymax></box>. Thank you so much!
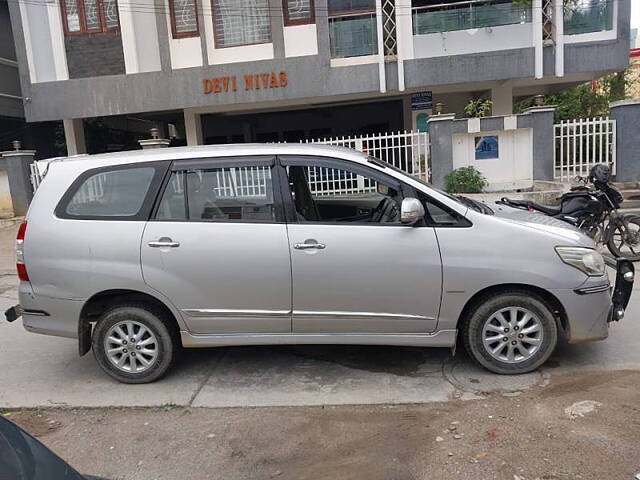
<box><xmin>280</xmin><ymin>155</ymin><xmax>442</xmax><ymax>334</ymax></box>
<box><xmin>141</xmin><ymin>156</ymin><xmax>292</xmax><ymax>334</ymax></box>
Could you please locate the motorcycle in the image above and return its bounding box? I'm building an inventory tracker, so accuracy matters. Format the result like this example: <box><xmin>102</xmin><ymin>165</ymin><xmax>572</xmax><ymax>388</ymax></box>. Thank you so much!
<box><xmin>498</xmin><ymin>164</ymin><xmax>640</xmax><ymax>261</ymax></box>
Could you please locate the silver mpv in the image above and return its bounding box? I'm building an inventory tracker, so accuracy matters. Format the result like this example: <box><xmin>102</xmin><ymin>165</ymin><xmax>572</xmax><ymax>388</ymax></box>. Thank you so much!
<box><xmin>5</xmin><ymin>144</ymin><xmax>635</xmax><ymax>383</ymax></box>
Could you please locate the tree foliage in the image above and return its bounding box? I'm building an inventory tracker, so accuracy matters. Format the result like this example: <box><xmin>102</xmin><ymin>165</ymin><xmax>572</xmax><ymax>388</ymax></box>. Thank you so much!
<box><xmin>515</xmin><ymin>69</ymin><xmax>632</xmax><ymax>121</ymax></box>
<box><xmin>464</xmin><ymin>98</ymin><xmax>493</xmax><ymax>118</ymax></box>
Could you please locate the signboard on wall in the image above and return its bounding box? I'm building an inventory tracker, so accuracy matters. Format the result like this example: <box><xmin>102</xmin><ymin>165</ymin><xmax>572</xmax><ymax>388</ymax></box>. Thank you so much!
<box><xmin>475</xmin><ymin>135</ymin><xmax>499</xmax><ymax>160</ymax></box>
<box><xmin>411</xmin><ymin>91</ymin><xmax>433</xmax><ymax>110</ymax></box>
<box><xmin>203</xmin><ymin>71</ymin><xmax>288</xmax><ymax>94</ymax></box>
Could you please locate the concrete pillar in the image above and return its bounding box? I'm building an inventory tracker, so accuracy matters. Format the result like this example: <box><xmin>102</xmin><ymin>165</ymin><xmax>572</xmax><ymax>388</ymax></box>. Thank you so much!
<box><xmin>427</xmin><ymin>113</ymin><xmax>462</xmax><ymax>188</ymax></box>
<box><xmin>491</xmin><ymin>85</ymin><xmax>513</xmax><ymax>116</ymax></box>
<box><xmin>2</xmin><ymin>142</ymin><xmax>36</xmax><ymax>217</ymax></box>
<box><xmin>63</xmin><ymin>118</ymin><xmax>87</xmax><ymax>156</ymax></box>
<box><xmin>138</xmin><ymin>127</ymin><xmax>171</xmax><ymax>149</ymax></box>
<box><xmin>184</xmin><ymin>109</ymin><xmax>204</xmax><ymax>146</ymax></box>
<box><xmin>610</xmin><ymin>99</ymin><xmax>640</xmax><ymax>183</ymax></box>
<box><xmin>517</xmin><ymin>105</ymin><xmax>556</xmax><ymax>181</ymax></box>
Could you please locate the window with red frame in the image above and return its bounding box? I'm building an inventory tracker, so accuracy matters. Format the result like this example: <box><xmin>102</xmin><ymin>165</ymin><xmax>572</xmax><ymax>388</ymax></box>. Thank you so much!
<box><xmin>283</xmin><ymin>0</ymin><xmax>315</xmax><ymax>26</ymax></box>
<box><xmin>61</xmin><ymin>0</ymin><xmax>119</xmax><ymax>35</ymax></box>
<box><xmin>169</xmin><ymin>0</ymin><xmax>199</xmax><ymax>38</ymax></box>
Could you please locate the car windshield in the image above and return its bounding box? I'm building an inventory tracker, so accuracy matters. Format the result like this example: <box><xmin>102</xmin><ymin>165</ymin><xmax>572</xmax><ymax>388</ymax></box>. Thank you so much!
<box><xmin>366</xmin><ymin>156</ymin><xmax>493</xmax><ymax>215</ymax></box>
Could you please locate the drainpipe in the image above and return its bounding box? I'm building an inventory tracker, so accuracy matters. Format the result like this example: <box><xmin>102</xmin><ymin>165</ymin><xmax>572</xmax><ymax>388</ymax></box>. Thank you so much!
<box><xmin>375</xmin><ymin>0</ymin><xmax>386</xmax><ymax>93</ymax></box>
<box><xmin>396</xmin><ymin>0</ymin><xmax>409</xmax><ymax>92</ymax></box>
<box><xmin>554</xmin><ymin>0</ymin><xmax>564</xmax><ymax>77</ymax></box>
<box><xmin>533</xmin><ymin>0</ymin><xmax>543</xmax><ymax>79</ymax></box>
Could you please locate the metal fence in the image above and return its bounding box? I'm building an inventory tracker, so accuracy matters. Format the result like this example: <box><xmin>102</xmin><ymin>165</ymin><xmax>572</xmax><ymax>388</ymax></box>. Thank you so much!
<box><xmin>300</xmin><ymin>130</ymin><xmax>429</xmax><ymax>196</ymax></box>
<box><xmin>554</xmin><ymin>117</ymin><xmax>616</xmax><ymax>182</ymax></box>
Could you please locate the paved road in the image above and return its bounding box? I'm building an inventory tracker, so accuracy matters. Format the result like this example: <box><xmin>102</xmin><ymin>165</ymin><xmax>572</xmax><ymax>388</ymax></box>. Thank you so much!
<box><xmin>1</xmin><ymin>224</ymin><xmax>640</xmax><ymax>409</ymax></box>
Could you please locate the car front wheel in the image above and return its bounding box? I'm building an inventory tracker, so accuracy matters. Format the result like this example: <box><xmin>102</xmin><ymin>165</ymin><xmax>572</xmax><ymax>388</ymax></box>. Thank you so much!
<box><xmin>462</xmin><ymin>292</ymin><xmax>558</xmax><ymax>374</ymax></box>
<box><xmin>92</xmin><ymin>303</ymin><xmax>177</xmax><ymax>383</ymax></box>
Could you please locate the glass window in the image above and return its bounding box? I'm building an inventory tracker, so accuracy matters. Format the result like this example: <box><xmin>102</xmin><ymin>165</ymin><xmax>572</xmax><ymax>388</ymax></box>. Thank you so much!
<box><xmin>170</xmin><ymin>0</ymin><xmax>199</xmax><ymax>38</ymax></box>
<box><xmin>156</xmin><ymin>172</ymin><xmax>187</xmax><ymax>220</ymax></box>
<box><xmin>328</xmin><ymin>0</ymin><xmax>377</xmax><ymax>58</ymax></box>
<box><xmin>328</xmin><ymin>0</ymin><xmax>374</xmax><ymax>14</ymax></box>
<box><xmin>66</xmin><ymin>167</ymin><xmax>155</xmax><ymax>217</ymax></box>
<box><xmin>61</xmin><ymin>0</ymin><xmax>120</xmax><ymax>35</ymax></box>
<box><xmin>186</xmin><ymin>166</ymin><xmax>276</xmax><ymax>221</ymax></box>
<box><xmin>412</xmin><ymin>0</ymin><xmax>532</xmax><ymax>35</ymax></box>
<box><xmin>286</xmin><ymin>163</ymin><xmax>402</xmax><ymax>223</ymax></box>
<box><xmin>283</xmin><ymin>0</ymin><xmax>314</xmax><ymax>25</ymax></box>
<box><xmin>212</xmin><ymin>0</ymin><xmax>271</xmax><ymax>48</ymax></box>
<box><xmin>564</xmin><ymin>0</ymin><xmax>613</xmax><ymax>35</ymax></box>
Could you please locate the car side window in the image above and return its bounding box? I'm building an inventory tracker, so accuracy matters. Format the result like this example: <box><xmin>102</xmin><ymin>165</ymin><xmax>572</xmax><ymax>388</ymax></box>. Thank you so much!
<box><xmin>417</xmin><ymin>191</ymin><xmax>468</xmax><ymax>227</ymax></box>
<box><xmin>156</xmin><ymin>171</ymin><xmax>187</xmax><ymax>221</ymax></box>
<box><xmin>64</xmin><ymin>167</ymin><xmax>156</xmax><ymax>218</ymax></box>
<box><xmin>285</xmin><ymin>162</ymin><xmax>403</xmax><ymax>224</ymax></box>
<box><xmin>167</xmin><ymin>165</ymin><xmax>276</xmax><ymax>222</ymax></box>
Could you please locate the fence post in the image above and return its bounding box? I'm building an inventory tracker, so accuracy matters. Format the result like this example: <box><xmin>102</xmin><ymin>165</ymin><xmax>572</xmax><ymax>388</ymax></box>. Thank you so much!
<box><xmin>518</xmin><ymin>105</ymin><xmax>556</xmax><ymax>181</ymax></box>
<box><xmin>427</xmin><ymin>113</ymin><xmax>460</xmax><ymax>188</ymax></box>
<box><xmin>1</xmin><ymin>141</ymin><xmax>36</xmax><ymax>217</ymax></box>
<box><xmin>609</xmin><ymin>99</ymin><xmax>640</xmax><ymax>183</ymax></box>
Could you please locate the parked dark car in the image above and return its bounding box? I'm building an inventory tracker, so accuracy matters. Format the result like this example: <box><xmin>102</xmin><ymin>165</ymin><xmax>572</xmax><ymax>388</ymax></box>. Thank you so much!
<box><xmin>0</xmin><ymin>416</ymin><xmax>105</xmax><ymax>480</ymax></box>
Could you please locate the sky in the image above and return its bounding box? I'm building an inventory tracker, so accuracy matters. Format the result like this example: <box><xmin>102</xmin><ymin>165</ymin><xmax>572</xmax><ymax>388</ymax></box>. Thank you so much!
<box><xmin>633</xmin><ymin>0</ymin><xmax>640</xmax><ymax>31</ymax></box>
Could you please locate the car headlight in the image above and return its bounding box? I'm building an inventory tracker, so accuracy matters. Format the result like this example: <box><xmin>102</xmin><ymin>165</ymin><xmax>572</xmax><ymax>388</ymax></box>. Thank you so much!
<box><xmin>555</xmin><ymin>247</ymin><xmax>606</xmax><ymax>276</ymax></box>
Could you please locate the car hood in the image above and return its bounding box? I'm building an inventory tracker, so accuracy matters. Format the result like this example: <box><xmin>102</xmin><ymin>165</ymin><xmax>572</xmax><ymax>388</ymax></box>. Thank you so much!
<box><xmin>490</xmin><ymin>203</ymin><xmax>591</xmax><ymax>244</ymax></box>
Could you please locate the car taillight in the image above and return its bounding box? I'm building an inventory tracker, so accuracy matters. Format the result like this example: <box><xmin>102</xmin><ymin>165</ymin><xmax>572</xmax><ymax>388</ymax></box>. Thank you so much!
<box><xmin>16</xmin><ymin>221</ymin><xmax>29</xmax><ymax>282</ymax></box>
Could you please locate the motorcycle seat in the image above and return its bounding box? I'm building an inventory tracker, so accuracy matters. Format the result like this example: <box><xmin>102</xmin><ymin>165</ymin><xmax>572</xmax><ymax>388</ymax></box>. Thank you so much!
<box><xmin>499</xmin><ymin>197</ymin><xmax>562</xmax><ymax>216</ymax></box>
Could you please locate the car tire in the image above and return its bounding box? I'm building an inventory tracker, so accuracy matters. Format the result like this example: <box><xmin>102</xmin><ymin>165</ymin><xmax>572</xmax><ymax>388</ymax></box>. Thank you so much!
<box><xmin>462</xmin><ymin>292</ymin><xmax>558</xmax><ymax>375</ymax></box>
<box><xmin>92</xmin><ymin>303</ymin><xmax>177</xmax><ymax>384</ymax></box>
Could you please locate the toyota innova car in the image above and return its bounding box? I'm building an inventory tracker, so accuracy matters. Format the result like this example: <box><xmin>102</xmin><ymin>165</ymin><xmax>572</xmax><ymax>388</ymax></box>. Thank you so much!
<box><xmin>5</xmin><ymin>144</ymin><xmax>635</xmax><ymax>383</ymax></box>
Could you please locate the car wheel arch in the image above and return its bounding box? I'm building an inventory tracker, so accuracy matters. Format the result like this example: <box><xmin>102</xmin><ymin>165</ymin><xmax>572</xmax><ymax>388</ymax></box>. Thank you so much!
<box><xmin>457</xmin><ymin>283</ymin><xmax>569</xmax><ymax>340</ymax></box>
<box><xmin>78</xmin><ymin>289</ymin><xmax>183</xmax><ymax>356</ymax></box>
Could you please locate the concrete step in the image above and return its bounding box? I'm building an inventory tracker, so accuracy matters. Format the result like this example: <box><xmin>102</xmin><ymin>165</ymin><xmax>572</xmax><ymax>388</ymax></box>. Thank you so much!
<box><xmin>614</xmin><ymin>182</ymin><xmax>640</xmax><ymax>190</ymax></box>
<box><xmin>622</xmin><ymin>200</ymin><xmax>640</xmax><ymax>209</ymax></box>
<box><xmin>620</xmin><ymin>189</ymin><xmax>640</xmax><ymax>200</ymax></box>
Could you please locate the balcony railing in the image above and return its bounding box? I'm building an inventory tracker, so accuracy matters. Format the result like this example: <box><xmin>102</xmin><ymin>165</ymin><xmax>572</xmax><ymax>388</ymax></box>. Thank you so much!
<box><xmin>564</xmin><ymin>0</ymin><xmax>613</xmax><ymax>35</ymax></box>
<box><xmin>329</xmin><ymin>12</ymin><xmax>379</xmax><ymax>58</ymax></box>
<box><xmin>412</xmin><ymin>0</ymin><xmax>532</xmax><ymax>36</ymax></box>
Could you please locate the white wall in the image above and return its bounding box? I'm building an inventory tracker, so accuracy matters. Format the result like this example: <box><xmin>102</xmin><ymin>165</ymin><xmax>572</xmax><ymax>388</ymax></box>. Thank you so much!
<box><xmin>413</xmin><ymin>23</ymin><xmax>533</xmax><ymax>59</ymax></box>
<box><xmin>0</xmin><ymin>171</ymin><xmax>12</xmax><ymax>215</ymax></box>
<box><xmin>19</xmin><ymin>1</ymin><xmax>68</xmax><ymax>83</ymax></box>
<box><xmin>164</xmin><ymin>0</ymin><xmax>202</xmax><ymax>69</ymax></box>
<box><xmin>119</xmin><ymin>0</ymin><xmax>162</xmax><ymax>74</ymax></box>
<box><xmin>452</xmin><ymin>128</ymin><xmax>533</xmax><ymax>191</ymax></box>
<box><xmin>283</xmin><ymin>24</ymin><xmax>318</xmax><ymax>58</ymax></box>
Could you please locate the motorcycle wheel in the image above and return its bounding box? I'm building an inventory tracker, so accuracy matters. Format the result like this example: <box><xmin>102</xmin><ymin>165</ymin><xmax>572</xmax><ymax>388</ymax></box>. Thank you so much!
<box><xmin>607</xmin><ymin>215</ymin><xmax>640</xmax><ymax>261</ymax></box>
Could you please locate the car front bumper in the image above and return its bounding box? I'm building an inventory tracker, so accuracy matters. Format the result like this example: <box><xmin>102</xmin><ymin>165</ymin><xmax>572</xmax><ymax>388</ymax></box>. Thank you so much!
<box><xmin>552</xmin><ymin>258</ymin><xmax>635</xmax><ymax>344</ymax></box>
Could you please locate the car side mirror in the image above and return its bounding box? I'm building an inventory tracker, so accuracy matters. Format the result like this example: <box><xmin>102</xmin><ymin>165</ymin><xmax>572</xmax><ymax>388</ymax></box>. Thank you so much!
<box><xmin>400</xmin><ymin>197</ymin><xmax>425</xmax><ymax>225</ymax></box>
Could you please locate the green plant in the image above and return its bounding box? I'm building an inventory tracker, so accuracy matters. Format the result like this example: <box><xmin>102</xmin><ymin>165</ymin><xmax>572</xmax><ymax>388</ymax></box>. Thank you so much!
<box><xmin>464</xmin><ymin>99</ymin><xmax>493</xmax><ymax>118</ymax></box>
<box><xmin>444</xmin><ymin>166</ymin><xmax>488</xmax><ymax>194</ymax></box>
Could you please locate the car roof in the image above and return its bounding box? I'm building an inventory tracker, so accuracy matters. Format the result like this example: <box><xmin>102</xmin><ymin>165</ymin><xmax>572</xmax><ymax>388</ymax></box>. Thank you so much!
<box><xmin>44</xmin><ymin>143</ymin><xmax>370</xmax><ymax>168</ymax></box>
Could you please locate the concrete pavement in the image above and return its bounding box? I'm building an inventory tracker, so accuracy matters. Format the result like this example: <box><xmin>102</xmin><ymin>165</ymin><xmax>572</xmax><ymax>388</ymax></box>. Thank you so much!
<box><xmin>1</xmin><ymin>222</ymin><xmax>640</xmax><ymax>409</ymax></box>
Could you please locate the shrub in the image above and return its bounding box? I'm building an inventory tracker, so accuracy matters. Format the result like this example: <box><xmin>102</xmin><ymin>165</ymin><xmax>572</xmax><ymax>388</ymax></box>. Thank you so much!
<box><xmin>444</xmin><ymin>166</ymin><xmax>488</xmax><ymax>193</ymax></box>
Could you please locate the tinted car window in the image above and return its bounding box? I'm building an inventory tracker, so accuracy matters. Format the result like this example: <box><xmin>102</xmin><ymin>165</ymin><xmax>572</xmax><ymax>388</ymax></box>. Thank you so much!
<box><xmin>185</xmin><ymin>166</ymin><xmax>275</xmax><ymax>221</ymax></box>
<box><xmin>66</xmin><ymin>167</ymin><xmax>155</xmax><ymax>217</ymax></box>
<box><xmin>156</xmin><ymin>171</ymin><xmax>187</xmax><ymax>221</ymax></box>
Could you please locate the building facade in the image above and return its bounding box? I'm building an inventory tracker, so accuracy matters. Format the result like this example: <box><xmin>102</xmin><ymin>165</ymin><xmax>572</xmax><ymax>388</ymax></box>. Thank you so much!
<box><xmin>8</xmin><ymin>0</ymin><xmax>632</xmax><ymax>155</ymax></box>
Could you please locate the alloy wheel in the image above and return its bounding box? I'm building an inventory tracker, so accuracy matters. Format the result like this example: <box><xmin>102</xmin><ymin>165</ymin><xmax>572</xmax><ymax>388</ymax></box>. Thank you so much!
<box><xmin>481</xmin><ymin>307</ymin><xmax>544</xmax><ymax>364</ymax></box>
<box><xmin>104</xmin><ymin>320</ymin><xmax>159</xmax><ymax>373</ymax></box>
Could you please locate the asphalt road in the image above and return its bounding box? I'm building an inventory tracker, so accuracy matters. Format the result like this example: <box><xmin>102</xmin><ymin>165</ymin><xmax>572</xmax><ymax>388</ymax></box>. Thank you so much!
<box><xmin>1</xmin><ymin>222</ymin><xmax>640</xmax><ymax>409</ymax></box>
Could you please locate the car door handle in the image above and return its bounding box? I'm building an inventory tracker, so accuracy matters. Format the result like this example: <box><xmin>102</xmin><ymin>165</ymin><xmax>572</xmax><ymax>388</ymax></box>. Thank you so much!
<box><xmin>294</xmin><ymin>242</ymin><xmax>326</xmax><ymax>250</ymax></box>
<box><xmin>148</xmin><ymin>238</ymin><xmax>180</xmax><ymax>248</ymax></box>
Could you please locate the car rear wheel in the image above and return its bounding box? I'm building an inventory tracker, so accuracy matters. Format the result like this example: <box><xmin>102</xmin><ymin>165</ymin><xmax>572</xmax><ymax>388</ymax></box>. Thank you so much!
<box><xmin>462</xmin><ymin>292</ymin><xmax>558</xmax><ymax>374</ymax></box>
<box><xmin>92</xmin><ymin>304</ymin><xmax>177</xmax><ymax>384</ymax></box>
